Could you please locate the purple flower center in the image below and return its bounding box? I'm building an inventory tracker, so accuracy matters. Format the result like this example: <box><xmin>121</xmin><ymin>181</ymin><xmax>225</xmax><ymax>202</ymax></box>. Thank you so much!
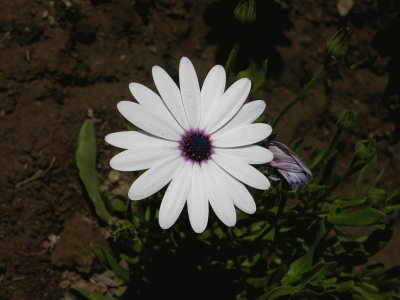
<box><xmin>179</xmin><ymin>130</ymin><xmax>213</xmax><ymax>163</ymax></box>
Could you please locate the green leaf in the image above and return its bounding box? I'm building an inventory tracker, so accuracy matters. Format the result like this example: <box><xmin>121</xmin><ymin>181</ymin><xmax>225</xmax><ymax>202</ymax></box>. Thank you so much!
<box><xmin>387</xmin><ymin>187</ymin><xmax>400</xmax><ymax>205</ymax></box>
<box><xmin>300</xmin><ymin>261</ymin><xmax>338</xmax><ymax>284</ymax></box>
<box><xmin>109</xmin><ymin>195</ymin><xmax>129</xmax><ymax>213</ymax></box>
<box><xmin>353</xmin><ymin>286</ymin><xmax>393</xmax><ymax>300</ymax></box>
<box><xmin>251</xmin><ymin>59</ymin><xmax>268</xmax><ymax>92</ymax></box>
<box><xmin>246</xmin><ymin>276</ymin><xmax>269</xmax><ymax>288</ymax></box>
<box><xmin>75</xmin><ymin>120</ymin><xmax>114</xmax><ymax>224</ymax></box>
<box><xmin>290</xmin><ymin>137</ymin><xmax>304</xmax><ymax>152</ymax></box>
<box><xmin>120</xmin><ymin>253</ymin><xmax>140</xmax><ymax>264</ymax></box>
<box><xmin>327</xmin><ymin>208</ymin><xmax>385</xmax><ymax>226</ymax></box>
<box><xmin>281</xmin><ymin>223</ymin><xmax>327</xmax><ymax>285</ymax></box>
<box><xmin>332</xmin><ymin>195</ymin><xmax>369</xmax><ymax>209</ymax></box>
<box><xmin>260</xmin><ymin>286</ymin><xmax>298</xmax><ymax>300</ymax></box>
<box><xmin>70</xmin><ymin>287</ymin><xmax>117</xmax><ymax>300</ymax></box>
<box><xmin>336</xmin><ymin>280</ymin><xmax>355</xmax><ymax>292</ymax></box>
<box><xmin>356</xmin><ymin>152</ymin><xmax>378</xmax><ymax>191</ymax></box>
<box><xmin>305</xmin><ymin>183</ymin><xmax>329</xmax><ymax>194</ymax></box>
<box><xmin>225</xmin><ymin>44</ymin><xmax>239</xmax><ymax>75</ymax></box>
<box><xmin>92</xmin><ymin>245</ymin><xmax>130</xmax><ymax>284</ymax></box>
<box><xmin>237</xmin><ymin>65</ymin><xmax>254</xmax><ymax>79</ymax></box>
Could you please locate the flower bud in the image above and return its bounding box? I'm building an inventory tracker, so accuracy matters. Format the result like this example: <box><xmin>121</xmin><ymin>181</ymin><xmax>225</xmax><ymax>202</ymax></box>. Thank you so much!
<box><xmin>326</xmin><ymin>27</ymin><xmax>351</xmax><ymax>60</ymax></box>
<box><xmin>337</xmin><ymin>109</ymin><xmax>358</xmax><ymax>131</ymax></box>
<box><xmin>233</xmin><ymin>0</ymin><xmax>256</xmax><ymax>24</ymax></box>
<box><xmin>354</xmin><ymin>139</ymin><xmax>376</xmax><ymax>162</ymax></box>
<box><xmin>262</xmin><ymin>140</ymin><xmax>312</xmax><ymax>191</ymax></box>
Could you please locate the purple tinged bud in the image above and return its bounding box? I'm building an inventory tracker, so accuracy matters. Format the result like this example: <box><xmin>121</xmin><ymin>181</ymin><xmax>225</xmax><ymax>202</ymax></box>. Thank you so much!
<box><xmin>262</xmin><ymin>140</ymin><xmax>312</xmax><ymax>191</ymax></box>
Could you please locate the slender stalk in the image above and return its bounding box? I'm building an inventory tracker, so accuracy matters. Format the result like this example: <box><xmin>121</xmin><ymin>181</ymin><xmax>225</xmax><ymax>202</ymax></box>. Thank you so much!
<box><xmin>273</xmin><ymin>193</ymin><xmax>288</xmax><ymax>244</ymax></box>
<box><xmin>271</xmin><ymin>64</ymin><xmax>325</xmax><ymax>128</ymax></box>
<box><xmin>221</xmin><ymin>226</ymin><xmax>242</xmax><ymax>274</ymax></box>
<box><xmin>309</xmin><ymin>127</ymin><xmax>343</xmax><ymax>170</ymax></box>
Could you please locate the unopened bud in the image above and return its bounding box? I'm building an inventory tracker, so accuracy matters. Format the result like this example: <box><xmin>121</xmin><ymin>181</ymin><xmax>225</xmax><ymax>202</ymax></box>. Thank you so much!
<box><xmin>262</xmin><ymin>140</ymin><xmax>312</xmax><ymax>191</ymax></box>
<box><xmin>326</xmin><ymin>27</ymin><xmax>351</xmax><ymax>60</ymax></box>
<box><xmin>337</xmin><ymin>109</ymin><xmax>358</xmax><ymax>131</ymax></box>
<box><xmin>355</xmin><ymin>139</ymin><xmax>376</xmax><ymax>162</ymax></box>
<box><xmin>233</xmin><ymin>0</ymin><xmax>256</xmax><ymax>24</ymax></box>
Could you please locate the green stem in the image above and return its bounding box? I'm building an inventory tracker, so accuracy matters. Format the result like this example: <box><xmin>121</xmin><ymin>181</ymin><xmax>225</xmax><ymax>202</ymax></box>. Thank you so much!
<box><xmin>271</xmin><ymin>64</ymin><xmax>325</xmax><ymax>128</ymax></box>
<box><xmin>221</xmin><ymin>226</ymin><xmax>242</xmax><ymax>273</ymax></box>
<box><xmin>273</xmin><ymin>194</ymin><xmax>288</xmax><ymax>242</ymax></box>
<box><xmin>309</xmin><ymin>127</ymin><xmax>343</xmax><ymax>170</ymax></box>
<box><xmin>256</xmin><ymin>189</ymin><xmax>288</xmax><ymax>243</ymax></box>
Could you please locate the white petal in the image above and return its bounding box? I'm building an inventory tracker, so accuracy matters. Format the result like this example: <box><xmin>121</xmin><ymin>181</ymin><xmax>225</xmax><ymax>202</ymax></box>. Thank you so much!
<box><xmin>152</xmin><ymin>66</ymin><xmax>189</xmax><ymax>129</ymax></box>
<box><xmin>128</xmin><ymin>156</ymin><xmax>183</xmax><ymax>200</ymax></box>
<box><xmin>179</xmin><ymin>57</ymin><xmax>201</xmax><ymax>128</ymax></box>
<box><xmin>219</xmin><ymin>100</ymin><xmax>266</xmax><ymax>133</ymax></box>
<box><xmin>219</xmin><ymin>170</ymin><xmax>256</xmax><ymax>214</ymax></box>
<box><xmin>117</xmin><ymin>101</ymin><xmax>183</xmax><ymax>141</ymax></box>
<box><xmin>187</xmin><ymin>163</ymin><xmax>209</xmax><ymax>233</ymax></box>
<box><xmin>110</xmin><ymin>148</ymin><xmax>178</xmax><ymax>171</ymax></box>
<box><xmin>212</xmin><ymin>152</ymin><xmax>270</xmax><ymax>190</ymax></box>
<box><xmin>159</xmin><ymin>162</ymin><xmax>193</xmax><ymax>229</ymax></box>
<box><xmin>202</xmin><ymin>161</ymin><xmax>236</xmax><ymax>227</ymax></box>
<box><xmin>105</xmin><ymin>131</ymin><xmax>177</xmax><ymax>150</ymax></box>
<box><xmin>212</xmin><ymin>123</ymin><xmax>272</xmax><ymax>148</ymax></box>
<box><xmin>205</xmin><ymin>78</ymin><xmax>251</xmax><ymax>134</ymax></box>
<box><xmin>129</xmin><ymin>82</ymin><xmax>180</xmax><ymax>128</ymax></box>
<box><xmin>200</xmin><ymin>65</ymin><xmax>226</xmax><ymax>128</ymax></box>
<box><xmin>215</xmin><ymin>146</ymin><xmax>273</xmax><ymax>165</ymax></box>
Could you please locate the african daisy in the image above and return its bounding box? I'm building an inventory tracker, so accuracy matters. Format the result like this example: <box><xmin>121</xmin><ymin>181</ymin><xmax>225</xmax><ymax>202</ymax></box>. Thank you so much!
<box><xmin>105</xmin><ymin>57</ymin><xmax>273</xmax><ymax>233</ymax></box>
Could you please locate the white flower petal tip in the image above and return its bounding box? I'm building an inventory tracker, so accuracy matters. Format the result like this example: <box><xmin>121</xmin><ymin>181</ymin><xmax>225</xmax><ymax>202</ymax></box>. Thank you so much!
<box><xmin>116</xmin><ymin>101</ymin><xmax>182</xmax><ymax>141</ymax></box>
<box><xmin>215</xmin><ymin>146</ymin><xmax>274</xmax><ymax>165</ymax></box>
<box><xmin>159</xmin><ymin>162</ymin><xmax>193</xmax><ymax>229</ymax></box>
<box><xmin>203</xmin><ymin>161</ymin><xmax>237</xmax><ymax>227</ymax></box>
<box><xmin>128</xmin><ymin>157</ymin><xmax>182</xmax><ymax>200</ymax></box>
<box><xmin>151</xmin><ymin>65</ymin><xmax>189</xmax><ymax>129</ymax></box>
<box><xmin>104</xmin><ymin>133</ymin><xmax>113</xmax><ymax>145</ymax></box>
<box><xmin>219</xmin><ymin>100</ymin><xmax>266</xmax><ymax>132</ymax></box>
<box><xmin>106</xmin><ymin>57</ymin><xmax>274</xmax><ymax>231</ymax></box>
<box><xmin>212</xmin><ymin>123</ymin><xmax>272</xmax><ymax>148</ymax></box>
<box><xmin>206</xmin><ymin>77</ymin><xmax>251</xmax><ymax>133</ymax></box>
<box><xmin>179</xmin><ymin>57</ymin><xmax>201</xmax><ymax>128</ymax></box>
<box><xmin>213</xmin><ymin>153</ymin><xmax>271</xmax><ymax>190</ymax></box>
<box><xmin>187</xmin><ymin>164</ymin><xmax>209</xmax><ymax>233</ymax></box>
<box><xmin>200</xmin><ymin>65</ymin><xmax>226</xmax><ymax>128</ymax></box>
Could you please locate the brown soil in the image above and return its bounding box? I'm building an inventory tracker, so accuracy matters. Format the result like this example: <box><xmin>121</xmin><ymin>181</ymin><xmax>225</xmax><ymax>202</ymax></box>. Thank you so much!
<box><xmin>0</xmin><ymin>0</ymin><xmax>399</xmax><ymax>299</ymax></box>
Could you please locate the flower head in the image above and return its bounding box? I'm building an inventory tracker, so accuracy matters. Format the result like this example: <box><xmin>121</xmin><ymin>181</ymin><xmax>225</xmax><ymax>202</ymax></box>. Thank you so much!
<box><xmin>325</xmin><ymin>27</ymin><xmax>351</xmax><ymax>60</ymax></box>
<box><xmin>262</xmin><ymin>140</ymin><xmax>312</xmax><ymax>191</ymax></box>
<box><xmin>337</xmin><ymin>108</ymin><xmax>358</xmax><ymax>131</ymax></box>
<box><xmin>106</xmin><ymin>57</ymin><xmax>273</xmax><ymax>233</ymax></box>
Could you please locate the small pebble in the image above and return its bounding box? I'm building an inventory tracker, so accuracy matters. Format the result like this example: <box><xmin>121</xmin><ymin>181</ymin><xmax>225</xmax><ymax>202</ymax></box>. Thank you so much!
<box><xmin>147</xmin><ymin>45</ymin><xmax>158</xmax><ymax>53</ymax></box>
<box><xmin>99</xmin><ymin>184</ymin><xmax>109</xmax><ymax>192</ymax></box>
<box><xmin>110</xmin><ymin>286</ymin><xmax>128</xmax><ymax>297</ymax></box>
<box><xmin>63</xmin><ymin>0</ymin><xmax>72</xmax><ymax>8</ymax></box>
<box><xmin>108</xmin><ymin>170</ymin><xmax>120</xmax><ymax>183</ymax></box>
<box><xmin>59</xmin><ymin>280</ymin><xmax>71</xmax><ymax>289</ymax></box>
<box><xmin>48</xmin><ymin>16</ymin><xmax>56</xmax><ymax>26</ymax></box>
<box><xmin>337</xmin><ymin>0</ymin><xmax>354</xmax><ymax>16</ymax></box>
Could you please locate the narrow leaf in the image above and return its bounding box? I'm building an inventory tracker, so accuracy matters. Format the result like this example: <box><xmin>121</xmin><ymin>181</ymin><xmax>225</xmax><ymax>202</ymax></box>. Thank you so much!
<box><xmin>76</xmin><ymin>120</ymin><xmax>114</xmax><ymax>224</ymax></box>
<box><xmin>327</xmin><ymin>208</ymin><xmax>385</xmax><ymax>226</ymax></box>
<box><xmin>92</xmin><ymin>245</ymin><xmax>130</xmax><ymax>284</ymax></box>
<box><xmin>225</xmin><ymin>44</ymin><xmax>239</xmax><ymax>75</ymax></box>
<box><xmin>251</xmin><ymin>59</ymin><xmax>268</xmax><ymax>92</ymax></box>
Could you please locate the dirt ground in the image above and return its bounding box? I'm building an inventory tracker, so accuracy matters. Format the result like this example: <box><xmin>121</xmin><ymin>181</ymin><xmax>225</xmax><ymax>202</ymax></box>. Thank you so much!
<box><xmin>0</xmin><ymin>0</ymin><xmax>399</xmax><ymax>299</ymax></box>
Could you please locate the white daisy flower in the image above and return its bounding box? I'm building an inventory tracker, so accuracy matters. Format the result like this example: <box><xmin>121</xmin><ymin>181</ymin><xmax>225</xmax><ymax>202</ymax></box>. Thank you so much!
<box><xmin>105</xmin><ymin>57</ymin><xmax>273</xmax><ymax>233</ymax></box>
